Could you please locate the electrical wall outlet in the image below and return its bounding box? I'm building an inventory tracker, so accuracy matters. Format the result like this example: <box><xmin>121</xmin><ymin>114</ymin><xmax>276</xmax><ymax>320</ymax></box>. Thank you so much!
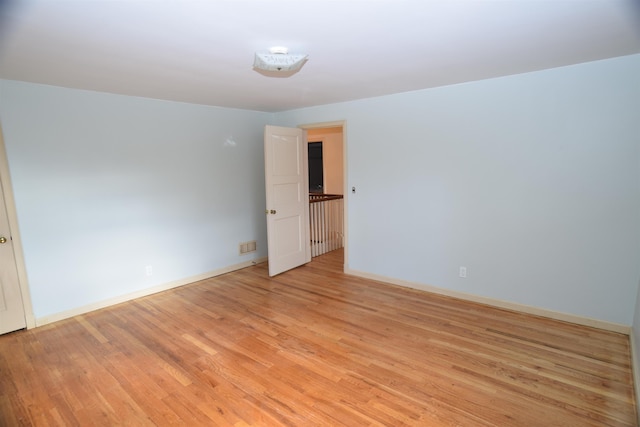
<box><xmin>459</xmin><ymin>266</ymin><xmax>467</xmax><ymax>278</ymax></box>
<box><xmin>145</xmin><ymin>265</ymin><xmax>153</xmax><ymax>276</ymax></box>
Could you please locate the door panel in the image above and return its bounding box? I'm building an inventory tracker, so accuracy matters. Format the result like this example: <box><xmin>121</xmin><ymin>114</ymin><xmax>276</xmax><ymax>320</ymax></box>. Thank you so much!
<box><xmin>264</xmin><ymin>126</ymin><xmax>311</xmax><ymax>276</ymax></box>
<box><xmin>0</xmin><ymin>180</ymin><xmax>26</xmax><ymax>334</ymax></box>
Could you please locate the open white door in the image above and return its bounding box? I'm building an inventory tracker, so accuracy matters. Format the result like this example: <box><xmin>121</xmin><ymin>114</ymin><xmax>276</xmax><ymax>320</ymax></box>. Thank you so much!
<box><xmin>264</xmin><ymin>125</ymin><xmax>311</xmax><ymax>276</ymax></box>
<box><xmin>0</xmin><ymin>179</ymin><xmax>26</xmax><ymax>334</ymax></box>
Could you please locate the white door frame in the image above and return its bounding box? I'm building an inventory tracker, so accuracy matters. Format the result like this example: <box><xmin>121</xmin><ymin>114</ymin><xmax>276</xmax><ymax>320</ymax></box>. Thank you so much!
<box><xmin>298</xmin><ymin>120</ymin><xmax>348</xmax><ymax>271</ymax></box>
<box><xmin>0</xmin><ymin>125</ymin><xmax>35</xmax><ymax>329</ymax></box>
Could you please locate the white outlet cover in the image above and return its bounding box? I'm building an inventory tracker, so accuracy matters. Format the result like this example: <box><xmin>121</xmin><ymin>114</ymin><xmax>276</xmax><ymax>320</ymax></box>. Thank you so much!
<box><xmin>459</xmin><ymin>266</ymin><xmax>467</xmax><ymax>278</ymax></box>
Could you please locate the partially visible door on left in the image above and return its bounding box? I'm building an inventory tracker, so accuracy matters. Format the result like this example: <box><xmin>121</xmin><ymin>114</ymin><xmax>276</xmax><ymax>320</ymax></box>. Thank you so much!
<box><xmin>0</xmin><ymin>179</ymin><xmax>26</xmax><ymax>334</ymax></box>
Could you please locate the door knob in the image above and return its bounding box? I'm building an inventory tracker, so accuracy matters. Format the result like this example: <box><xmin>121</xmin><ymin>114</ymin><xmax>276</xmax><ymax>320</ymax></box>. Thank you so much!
<box><xmin>0</xmin><ymin>237</ymin><xmax>6</xmax><ymax>244</ymax></box>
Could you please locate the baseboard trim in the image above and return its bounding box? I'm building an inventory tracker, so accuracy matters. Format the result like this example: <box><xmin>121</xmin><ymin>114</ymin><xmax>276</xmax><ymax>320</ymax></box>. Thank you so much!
<box><xmin>35</xmin><ymin>257</ymin><xmax>268</xmax><ymax>327</ymax></box>
<box><xmin>345</xmin><ymin>268</ymin><xmax>630</xmax><ymax>335</ymax></box>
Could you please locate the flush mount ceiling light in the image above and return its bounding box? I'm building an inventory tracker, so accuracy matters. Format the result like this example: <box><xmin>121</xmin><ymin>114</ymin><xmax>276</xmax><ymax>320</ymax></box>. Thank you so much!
<box><xmin>253</xmin><ymin>46</ymin><xmax>308</xmax><ymax>73</ymax></box>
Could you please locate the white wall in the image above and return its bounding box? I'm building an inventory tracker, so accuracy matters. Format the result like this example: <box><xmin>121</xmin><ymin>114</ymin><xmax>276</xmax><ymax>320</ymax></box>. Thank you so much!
<box><xmin>277</xmin><ymin>54</ymin><xmax>640</xmax><ymax>326</ymax></box>
<box><xmin>0</xmin><ymin>80</ymin><xmax>271</xmax><ymax>320</ymax></box>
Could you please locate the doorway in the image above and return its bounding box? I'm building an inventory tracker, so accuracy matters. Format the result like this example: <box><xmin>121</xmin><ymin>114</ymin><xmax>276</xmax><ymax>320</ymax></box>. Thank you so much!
<box><xmin>303</xmin><ymin>123</ymin><xmax>346</xmax><ymax>267</ymax></box>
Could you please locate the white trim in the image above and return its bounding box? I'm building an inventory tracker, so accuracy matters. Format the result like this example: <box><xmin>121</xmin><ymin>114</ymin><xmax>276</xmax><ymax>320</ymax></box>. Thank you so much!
<box><xmin>0</xmin><ymin>124</ymin><xmax>36</xmax><ymax>329</ymax></box>
<box><xmin>630</xmin><ymin>329</ymin><xmax>640</xmax><ymax>426</ymax></box>
<box><xmin>35</xmin><ymin>257</ymin><xmax>267</xmax><ymax>327</ymax></box>
<box><xmin>298</xmin><ymin>120</ymin><xmax>345</xmax><ymax>130</ymax></box>
<box><xmin>345</xmin><ymin>268</ymin><xmax>630</xmax><ymax>334</ymax></box>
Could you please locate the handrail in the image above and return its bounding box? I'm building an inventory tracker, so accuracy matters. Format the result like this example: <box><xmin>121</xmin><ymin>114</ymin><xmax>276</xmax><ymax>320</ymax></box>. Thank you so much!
<box><xmin>309</xmin><ymin>194</ymin><xmax>343</xmax><ymax>203</ymax></box>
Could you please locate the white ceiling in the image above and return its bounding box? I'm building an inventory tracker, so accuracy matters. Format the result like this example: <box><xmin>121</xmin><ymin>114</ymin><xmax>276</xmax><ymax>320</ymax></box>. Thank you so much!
<box><xmin>1</xmin><ymin>0</ymin><xmax>639</xmax><ymax>112</ymax></box>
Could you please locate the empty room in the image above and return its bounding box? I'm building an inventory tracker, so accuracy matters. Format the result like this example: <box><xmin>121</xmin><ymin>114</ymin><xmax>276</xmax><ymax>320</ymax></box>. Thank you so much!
<box><xmin>0</xmin><ymin>1</ymin><xmax>639</xmax><ymax>425</ymax></box>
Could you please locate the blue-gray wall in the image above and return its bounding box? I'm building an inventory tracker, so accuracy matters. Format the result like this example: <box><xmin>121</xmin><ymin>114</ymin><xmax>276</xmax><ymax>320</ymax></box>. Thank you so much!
<box><xmin>0</xmin><ymin>81</ymin><xmax>271</xmax><ymax>318</ymax></box>
<box><xmin>277</xmin><ymin>54</ymin><xmax>640</xmax><ymax>326</ymax></box>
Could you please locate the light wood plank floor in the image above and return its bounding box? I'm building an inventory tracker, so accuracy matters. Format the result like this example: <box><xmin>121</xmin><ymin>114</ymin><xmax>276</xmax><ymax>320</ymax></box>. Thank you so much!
<box><xmin>1</xmin><ymin>249</ymin><xmax>637</xmax><ymax>426</ymax></box>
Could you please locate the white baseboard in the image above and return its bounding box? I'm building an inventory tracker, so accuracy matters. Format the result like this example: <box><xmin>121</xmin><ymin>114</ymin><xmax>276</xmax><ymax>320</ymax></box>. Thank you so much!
<box><xmin>35</xmin><ymin>257</ymin><xmax>268</xmax><ymax>327</ymax></box>
<box><xmin>345</xmin><ymin>268</ymin><xmax>630</xmax><ymax>335</ymax></box>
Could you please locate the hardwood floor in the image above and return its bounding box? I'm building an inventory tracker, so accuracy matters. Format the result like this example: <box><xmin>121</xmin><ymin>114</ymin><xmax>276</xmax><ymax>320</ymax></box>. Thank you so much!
<box><xmin>1</xmin><ymin>249</ymin><xmax>636</xmax><ymax>426</ymax></box>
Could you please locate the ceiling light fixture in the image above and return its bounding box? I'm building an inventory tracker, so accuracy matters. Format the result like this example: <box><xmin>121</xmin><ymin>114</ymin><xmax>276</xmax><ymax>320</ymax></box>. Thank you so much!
<box><xmin>253</xmin><ymin>46</ymin><xmax>308</xmax><ymax>73</ymax></box>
